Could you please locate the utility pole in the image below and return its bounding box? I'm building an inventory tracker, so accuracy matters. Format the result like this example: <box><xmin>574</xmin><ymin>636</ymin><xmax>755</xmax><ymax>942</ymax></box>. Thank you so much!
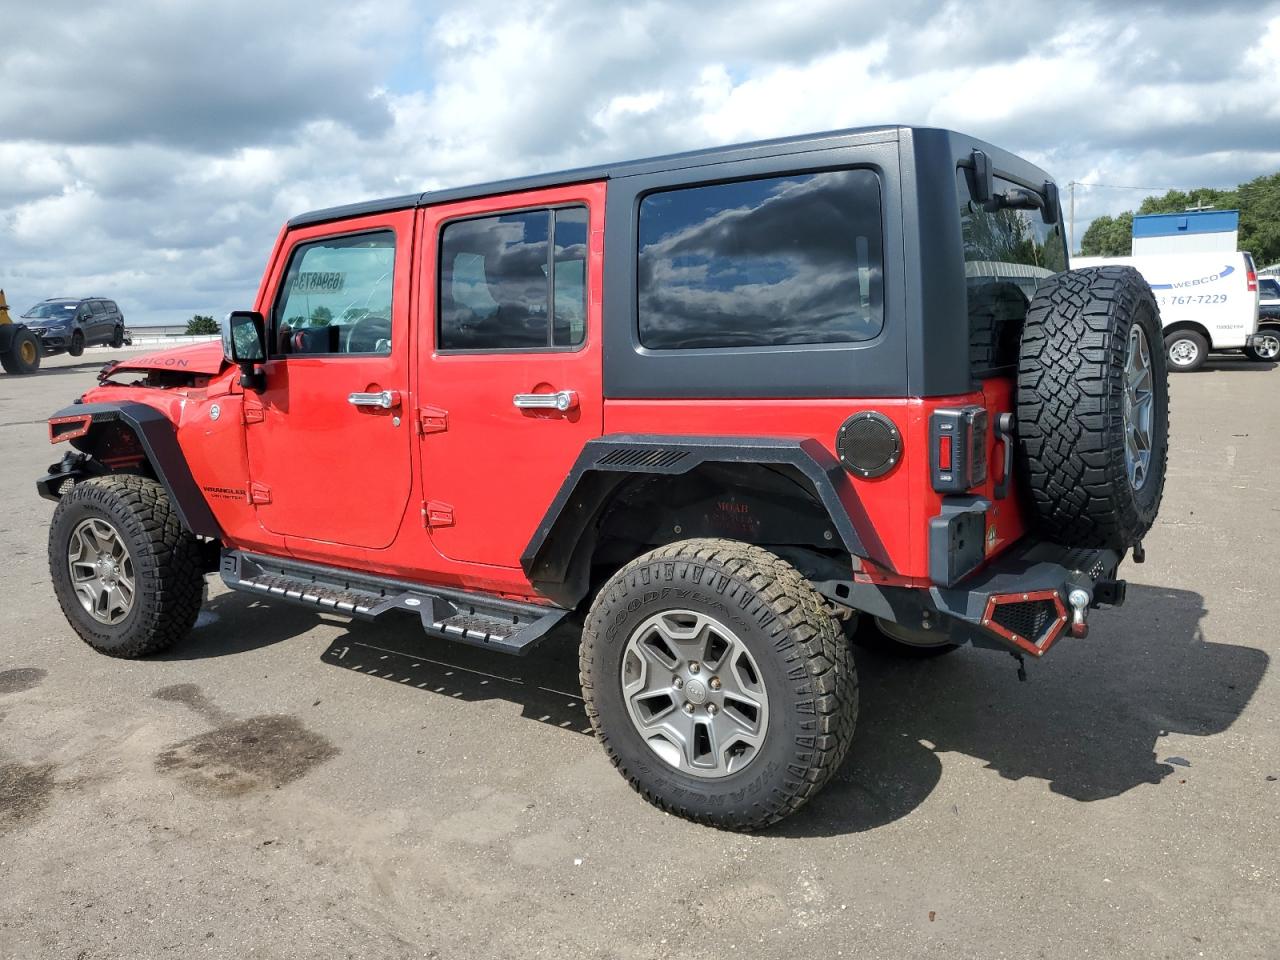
<box><xmin>1185</xmin><ymin>198</ymin><xmax>1214</xmax><ymax>212</ymax></box>
<box><xmin>1069</xmin><ymin>181</ymin><xmax>1077</xmax><ymax>255</ymax></box>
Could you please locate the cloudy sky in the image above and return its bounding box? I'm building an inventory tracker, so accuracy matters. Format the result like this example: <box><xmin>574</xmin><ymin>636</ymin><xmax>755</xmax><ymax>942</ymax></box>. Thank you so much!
<box><xmin>1</xmin><ymin>0</ymin><xmax>1278</xmax><ymax>325</ymax></box>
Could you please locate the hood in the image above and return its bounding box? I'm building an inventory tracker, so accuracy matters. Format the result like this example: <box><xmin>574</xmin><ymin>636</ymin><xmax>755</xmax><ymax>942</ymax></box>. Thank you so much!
<box><xmin>108</xmin><ymin>340</ymin><xmax>227</xmax><ymax>376</ymax></box>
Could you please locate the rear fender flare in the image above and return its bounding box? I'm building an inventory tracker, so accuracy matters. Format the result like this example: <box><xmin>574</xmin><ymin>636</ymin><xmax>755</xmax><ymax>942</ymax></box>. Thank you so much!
<box><xmin>521</xmin><ymin>434</ymin><xmax>889</xmax><ymax>607</ymax></box>
<box><xmin>40</xmin><ymin>401</ymin><xmax>222</xmax><ymax>539</ymax></box>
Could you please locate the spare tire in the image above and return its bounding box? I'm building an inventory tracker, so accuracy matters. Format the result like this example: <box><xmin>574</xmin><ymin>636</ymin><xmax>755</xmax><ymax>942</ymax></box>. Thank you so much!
<box><xmin>1016</xmin><ymin>266</ymin><xmax>1168</xmax><ymax>550</ymax></box>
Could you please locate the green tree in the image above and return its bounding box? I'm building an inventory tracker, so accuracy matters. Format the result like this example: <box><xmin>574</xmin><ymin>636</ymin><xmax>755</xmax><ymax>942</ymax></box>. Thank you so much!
<box><xmin>309</xmin><ymin>306</ymin><xmax>333</xmax><ymax>327</ymax></box>
<box><xmin>1078</xmin><ymin>171</ymin><xmax>1280</xmax><ymax>266</ymax></box>
<box><xmin>186</xmin><ymin>314</ymin><xmax>218</xmax><ymax>335</ymax></box>
<box><xmin>1080</xmin><ymin>212</ymin><xmax>1134</xmax><ymax>257</ymax></box>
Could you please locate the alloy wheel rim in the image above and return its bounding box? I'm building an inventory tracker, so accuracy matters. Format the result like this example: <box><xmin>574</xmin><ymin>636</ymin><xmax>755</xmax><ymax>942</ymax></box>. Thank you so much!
<box><xmin>1259</xmin><ymin>334</ymin><xmax>1280</xmax><ymax>360</ymax></box>
<box><xmin>1124</xmin><ymin>325</ymin><xmax>1155</xmax><ymax>491</ymax></box>
<box><xmin>67</xmin><ymin>518</ymin><xmax>135</xmax><ymax>625</ymax></box>
<box><xmin>620</xmin><ymin>610</ymin><xmax>770</xmax><ymax>779</ymax></box>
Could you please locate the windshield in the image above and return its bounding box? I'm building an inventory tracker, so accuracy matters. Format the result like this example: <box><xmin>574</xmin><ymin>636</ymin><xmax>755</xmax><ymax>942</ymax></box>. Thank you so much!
<box><xmin>22</xmin><ymin>302</ymin><xmax>78</xmax><ymax>319</ymax></box>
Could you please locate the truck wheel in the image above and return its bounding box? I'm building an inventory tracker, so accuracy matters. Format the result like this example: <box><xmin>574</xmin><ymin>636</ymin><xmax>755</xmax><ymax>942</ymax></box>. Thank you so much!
<box><xmin>68</xmin><ymin>330</ymin><xmax>85</xmax><ymax>357</ymax></box>
<box><xmin>1017</xmin><ymin>266</ymin><xmax>1169</xmax><ymax>550</ymax></box>
<box><xmin>1</xmin><ymin>328</ymin><xmax>42</xmax><ymax>374</ymax></box>
<box><xmin>1164</xmin><ymin>330</ymin><xmax>1207</xmax><ymax>372</ymax></box>
<box><xmin>581</xmin><ymin>538</ymin><xmax>857</xmax><ymax>830</ymax></box>
<box><xmin>1244</xmin><ymin>328</ymin><xmax>1280</xmax><ymax>363</ymax></box>
<box><xmin>48</xmin><ymin>475</ymin><xmax>204</xmax><ymax>658</ymax></box>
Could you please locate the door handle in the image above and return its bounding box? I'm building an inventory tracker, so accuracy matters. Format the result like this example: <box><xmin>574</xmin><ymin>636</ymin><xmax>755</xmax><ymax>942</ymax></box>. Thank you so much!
<box><xmin>513</xmin><ymin>390</ymin><xmax>577</xmax><ymax>412</ymax></box>
<box><xmin>347</xmin><ymin>390</ymin><xmax>401</xmax><ymax>409</ymax></box>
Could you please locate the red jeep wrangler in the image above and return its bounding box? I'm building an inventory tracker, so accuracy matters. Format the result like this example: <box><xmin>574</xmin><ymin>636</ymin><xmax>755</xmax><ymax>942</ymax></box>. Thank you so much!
<box><xmin>38</xmin><ymin>126</ymin><xmax>1168</xmax><ymax>829</ymax></box>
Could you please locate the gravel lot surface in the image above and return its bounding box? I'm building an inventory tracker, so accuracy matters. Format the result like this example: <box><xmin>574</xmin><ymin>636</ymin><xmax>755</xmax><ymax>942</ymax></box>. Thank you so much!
<box><xmin>1</xmin><ymin>349</ymin><xmax>1276</xmax><ymax>959</ymax></box>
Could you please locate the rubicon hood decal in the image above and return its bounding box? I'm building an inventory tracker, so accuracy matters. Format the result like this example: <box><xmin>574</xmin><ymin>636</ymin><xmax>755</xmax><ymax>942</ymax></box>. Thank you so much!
<box><xmin>1148</xmin><ymin>265</ymin><xmax>1234</xmax><ymax>290</ymax></box>
<box><xmin>108</xmin><ymin>340</ymin><xmax>226</xmax><ymax>376</ymax></box>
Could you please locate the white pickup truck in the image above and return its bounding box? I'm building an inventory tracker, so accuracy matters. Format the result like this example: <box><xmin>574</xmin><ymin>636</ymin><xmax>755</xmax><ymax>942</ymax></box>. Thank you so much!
<box><xmin>1073</xmin><ymin>251</ymin><xmax>1266</xmax><ymax>371</ymax></box>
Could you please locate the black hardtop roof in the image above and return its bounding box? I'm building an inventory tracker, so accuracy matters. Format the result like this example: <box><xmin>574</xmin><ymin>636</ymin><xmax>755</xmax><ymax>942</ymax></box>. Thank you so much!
<box><xmin>288</xmin><ymin>124</ymin><xmax>921</xmax><ymax>229</ymax></box>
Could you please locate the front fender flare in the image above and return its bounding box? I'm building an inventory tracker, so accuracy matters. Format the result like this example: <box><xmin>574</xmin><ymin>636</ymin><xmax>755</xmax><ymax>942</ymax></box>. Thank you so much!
<box><xmin>37</xmin><ymin>401</ymin><xmax>222</xmax><ymax>539</ymax></box>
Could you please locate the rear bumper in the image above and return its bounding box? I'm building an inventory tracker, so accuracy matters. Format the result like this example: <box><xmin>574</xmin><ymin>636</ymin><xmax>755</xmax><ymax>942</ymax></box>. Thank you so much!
<box><xmin>818</xmin><ymin>540</ymin><xmax>1125</xmax><ymax>659</ymax></box>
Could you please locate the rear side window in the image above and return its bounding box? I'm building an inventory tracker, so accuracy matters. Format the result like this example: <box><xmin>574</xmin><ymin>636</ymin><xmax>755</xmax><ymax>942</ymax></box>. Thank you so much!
<box><xmin>636</xmin><ymin>169</ymin><xmax>884</xmax><ymax>350</ymax></box>
<box><xmin>89</xmin><ymin>301</ymin><xmax>106</xmax><ymax>316</ymax></box>
<box><xmin>958</xmin><ymin>168</ymin><xmax>1067</xmax><ymax>376</ymax></box>
<box><xmin>272</xmin><ymin>231</ymin><xmax>396</xmax><ymax>356</ymax></box>
<box><xmin>438</xmin><ymin>206</ymin><xmax>588</xmax><ymax>351</ymax></box>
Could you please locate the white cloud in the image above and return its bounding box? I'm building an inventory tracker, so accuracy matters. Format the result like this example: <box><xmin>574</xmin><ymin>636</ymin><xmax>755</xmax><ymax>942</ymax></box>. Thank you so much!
<box><xmin>0</xmin><ymin>0</ymin><xmax>1278</xmax><ymax>324</ymax></box>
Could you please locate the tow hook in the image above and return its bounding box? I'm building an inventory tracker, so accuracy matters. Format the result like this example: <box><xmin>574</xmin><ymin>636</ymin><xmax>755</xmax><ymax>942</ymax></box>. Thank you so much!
<box><xmin>1067</xmin><ymin>588</ymin><xmax>1091</xmax><ymax>638</ymax></box>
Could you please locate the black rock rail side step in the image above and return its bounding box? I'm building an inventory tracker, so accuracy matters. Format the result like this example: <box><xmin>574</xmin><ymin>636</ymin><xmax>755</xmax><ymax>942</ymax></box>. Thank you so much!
<box><xmin>220</xmin><ymin>550</ymin><xmax>568</xmax><ymax>656</ymax></box>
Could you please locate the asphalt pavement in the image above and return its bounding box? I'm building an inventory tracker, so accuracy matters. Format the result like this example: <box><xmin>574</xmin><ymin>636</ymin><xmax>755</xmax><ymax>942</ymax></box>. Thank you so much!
<box><xmin>1</xmin><ymin>348</ymin><xmax>1276</xmax><ymax>959</ymax></box>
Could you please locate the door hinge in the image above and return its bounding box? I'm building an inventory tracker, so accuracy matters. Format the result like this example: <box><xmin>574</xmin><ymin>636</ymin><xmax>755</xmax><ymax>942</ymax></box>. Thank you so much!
<box><xmin>247</xmin><ymin>481</ymin><xmax>272</xmax><ymax>505</ymax></box>
<box><xmin>422</xmin><ymin>500</ymin><xmax>454</xmax><ymax>527</ymax></box>
<box><xmin>417</xmin><ymin>406</ymin><xmax>448</xmax><ymax>435</ymax></box>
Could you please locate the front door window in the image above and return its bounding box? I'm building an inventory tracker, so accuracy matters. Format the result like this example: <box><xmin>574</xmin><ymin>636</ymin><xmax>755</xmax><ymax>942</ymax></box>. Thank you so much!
<box><xmin>272</xmin><ymin>231</ymin><xmax>396</xmax><ymax>356</ymax></box>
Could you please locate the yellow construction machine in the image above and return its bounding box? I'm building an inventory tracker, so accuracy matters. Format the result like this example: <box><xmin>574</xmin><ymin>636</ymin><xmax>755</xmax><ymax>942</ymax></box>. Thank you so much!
<box><xmin>0</xmin><ymin>289</ymin><xmax>42</xmax><ymax>374</ymax></box>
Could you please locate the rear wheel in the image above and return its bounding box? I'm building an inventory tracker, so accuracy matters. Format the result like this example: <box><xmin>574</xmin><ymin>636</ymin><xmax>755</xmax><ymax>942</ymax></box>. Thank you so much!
<box><xmin>68</xmin><ymin>330</ymin><xmax>85</xmax><ymax>357</ymax></box>
<box><xmin>110</xmin><ymin>325</ymin><xmax>125</xmax><ymax>349</ymax></box>
<box><xmin>48</xmin><ymin>475</ymin><xmax>204</xmax><ymax>657</ymax></box>
<box><xmin>1164</xmin><ymin>330</ymin><xmax>1207</xmax><ymax>372</ymax></box>
<box><xmin>1017</xmin><ymin>266</ymin><xmax>1170</xmax><ymax>550</ymax></box>
<box><xmin>1</xmin><ymin>328</ymin><xmax>42</xmax><ymax>374</ymax></box>
<box><xmin>581</xmin><ymin>538</ymin><xmax>857</xmax><ymax>830</ymax></box>
<box><xmin>1244</xmin><ymin>328</ymin><xmax>1280</xmax><ymax>362</ymax></box>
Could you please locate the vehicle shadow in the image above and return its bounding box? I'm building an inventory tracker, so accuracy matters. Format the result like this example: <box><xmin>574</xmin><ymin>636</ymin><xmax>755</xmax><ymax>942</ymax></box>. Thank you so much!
<box><xmin>779</xmin><ymin>582</ymin><xmax>1268</xmax><ymax>836</ymax></box>
<box><xmin>317</xmin><ymin>615</ymin><xmax>592</xmax><ymax>734</ymax></box>
<box><xmin>159</xmin><ymin>592</ymin><xmax>344</xmax><ymax>661</ymax></box>
<box><xmin>186</xmin><ymin>583</ymin><xmax>1266</xmax><ymax>835</ymax></box>
<box><xmin>1198</xmin><ymin>357</ymin><xmax>1276</xmax><ymax>373</ymax></box>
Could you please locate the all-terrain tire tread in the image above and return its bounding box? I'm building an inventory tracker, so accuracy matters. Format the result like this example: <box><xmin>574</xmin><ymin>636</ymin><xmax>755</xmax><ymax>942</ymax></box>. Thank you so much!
<box><xmin>580</xmin><ymin>538</ymin><xmax>857</xmax><ymax>831</ymax></box>
<box><xmin>48</xmin><ymin>475</ymin><xmax>204</xmax><ymax>657</ymax></box>
<box><xmin>1016</xmin><ymin>266</ymin><xmax>1169</xmax><ymax>549</ymax></box>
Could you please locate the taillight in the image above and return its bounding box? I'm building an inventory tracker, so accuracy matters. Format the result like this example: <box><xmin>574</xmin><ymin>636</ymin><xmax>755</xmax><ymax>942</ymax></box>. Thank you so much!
<box><xmin>929</xmin><ymin>406</ymin><xmax>988</xmax><ymax>493</ymax></box>
<box><xmin>1247</xmin><ymin>266</ymin><xmax>1258</xmax><ymax>293</ymax></box>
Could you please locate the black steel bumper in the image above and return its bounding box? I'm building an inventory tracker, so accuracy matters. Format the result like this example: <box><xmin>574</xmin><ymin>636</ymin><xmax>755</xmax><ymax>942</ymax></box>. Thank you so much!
<box><xmin>818</xmin><ymin>540</ymin><xmax>1125</xmax><ymax>658</ymax></box>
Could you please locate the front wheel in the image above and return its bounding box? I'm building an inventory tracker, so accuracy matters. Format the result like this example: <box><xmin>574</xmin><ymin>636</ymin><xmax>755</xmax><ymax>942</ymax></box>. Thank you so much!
<box><xmin>48</xmin><ymin>475</ymin><xmax>205</xmax><ymax>657</ymax></box>
<box><xmin>1164</xmin><ymin>330</ymin><xmax>1207</xmax><ymax>372</ymax></box>
<box><xmin>68</xmin><ymin>330</ymin><xmax>85</xmax><ymax>358</ymax></box>
<box><xmin>581</xmin><ymin>538</ymin><xmax>858</xmax><ymax>830</ymax></box>
<box><xmin>1244</xmin><ymin>328</ymin><xmax>1280</xmax><ymax>363</ymax></box>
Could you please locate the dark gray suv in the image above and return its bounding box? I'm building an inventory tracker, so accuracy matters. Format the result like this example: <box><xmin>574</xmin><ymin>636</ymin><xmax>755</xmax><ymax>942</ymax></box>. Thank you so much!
<box><xmin>21</xmin><ymin>298</ymin><xmax>127</xmax><ymax>357</ymax></box>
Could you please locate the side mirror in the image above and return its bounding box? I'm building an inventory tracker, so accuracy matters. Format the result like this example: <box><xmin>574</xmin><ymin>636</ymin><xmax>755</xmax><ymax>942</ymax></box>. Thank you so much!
<box><xmin>967</xmin><ymin>149</ymin><xmax>994</xmax><ymax>204</ymax></box>
<box><xmin>222</xmin><ymin>310</ymin><xmax>266</xmax><ymax>392</ymax></box>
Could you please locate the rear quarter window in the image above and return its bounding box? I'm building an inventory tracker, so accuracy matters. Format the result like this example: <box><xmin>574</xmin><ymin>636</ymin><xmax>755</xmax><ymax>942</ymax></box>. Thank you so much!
<box><xmin>958</xmin><ymin>168</ymin><xmax>1067</xmax><ymax>376</ymax></box>
<box><xmin>636</xmin><ymin>169</ymin><xmax>884</xmax><ymax>350</ymax></box>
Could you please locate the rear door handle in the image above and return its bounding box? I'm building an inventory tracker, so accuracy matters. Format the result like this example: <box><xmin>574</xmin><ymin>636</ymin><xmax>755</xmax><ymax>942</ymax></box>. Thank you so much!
<box><xmin>348</xmin><ymin>390</ymin><xmax>401</xmax><ymax>409</ymax></box>
<box><xmin>513</xmin><ymin>390</ymin><xmax>577</xmax><ymax>412</ymax></box>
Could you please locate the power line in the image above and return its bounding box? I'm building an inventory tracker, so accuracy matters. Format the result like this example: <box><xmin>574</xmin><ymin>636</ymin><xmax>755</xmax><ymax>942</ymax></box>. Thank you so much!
<box><xmin>1068</xmin><ymin>180</ymin><xmax>1186</xmax><ymax>192</ymax></box>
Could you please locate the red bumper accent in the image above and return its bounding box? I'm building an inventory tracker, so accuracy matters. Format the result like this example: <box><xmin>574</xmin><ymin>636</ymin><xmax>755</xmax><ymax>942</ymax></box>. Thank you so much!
<box><xmin>981</xmin><ymin>589</ymin><xmax>1068</xmax><ymax>657</ymax></box>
